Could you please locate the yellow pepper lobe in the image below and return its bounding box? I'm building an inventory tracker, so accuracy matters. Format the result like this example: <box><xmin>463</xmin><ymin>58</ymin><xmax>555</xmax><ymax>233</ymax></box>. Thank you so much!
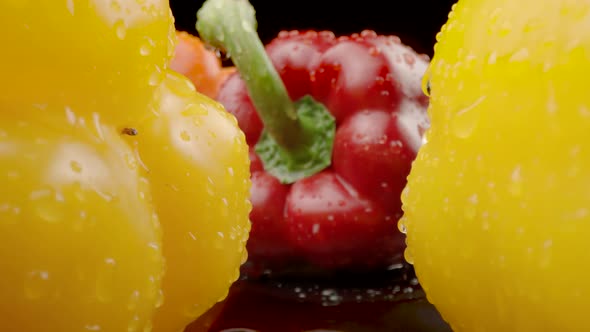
<box><xmin>0</xmin><ymin>0</ymin><xmax>175</xmax><ymax>125</ymax></box>
<box><xmin>402</xmin><ymin>1</ymin><xmax>590</xmax><ymax>331</ymax></box>
<box><xmin>123</xmin><ymin>71</ymin><xmax>252</xmax><ymax>332</ymax></box>
<box><xmin>0</xmin><ymin>105</ymin><xmax>164</xmax><ymax>331</ymax></box>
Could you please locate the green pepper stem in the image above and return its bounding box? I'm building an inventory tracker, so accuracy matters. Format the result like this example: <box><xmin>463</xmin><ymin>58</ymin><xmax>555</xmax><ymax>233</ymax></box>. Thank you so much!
<box><xmin>196</xmin><ymin>0</ymin><xmax>307</xmax><ymax>153</ymax></box>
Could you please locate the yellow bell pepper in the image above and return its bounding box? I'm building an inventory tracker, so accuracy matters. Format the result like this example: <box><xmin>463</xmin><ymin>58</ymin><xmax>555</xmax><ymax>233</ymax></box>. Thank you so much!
<box><xmin>124</xmin><ymin>70</ymin><xmax>251</xmax><ymax>332</ymax></box>
<box><xmin>0</xmin><ymin>104</ymin><xmax>165</xmax><ymax>332</ymax></box>
<box><xmin>0</xmin><ymin>0</ymin><xmax>175</xmax><ymax>125</ymax></box>
<box><xmin>0</xmin><ymin>1</ymin><xmax>251</xmax><ymax>332</ymax></box>
<box><xmin>402</xmin><ymin>0</ymin><xmax>590</xmax><ymax>331</ymax></box>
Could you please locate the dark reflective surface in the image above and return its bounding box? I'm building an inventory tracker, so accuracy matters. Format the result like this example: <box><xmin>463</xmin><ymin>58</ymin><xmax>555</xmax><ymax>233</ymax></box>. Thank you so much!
<box><xmin>185</xmin><ymin>264</ymin><xmax>452</xmax><ymax>332</ymax></box>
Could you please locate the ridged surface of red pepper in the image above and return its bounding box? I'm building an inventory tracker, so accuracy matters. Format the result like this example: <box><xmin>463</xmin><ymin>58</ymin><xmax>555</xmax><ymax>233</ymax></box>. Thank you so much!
<box><xmin>217</xmin><ymin>30</ymin><xmax>430</xmax><ymax>270</ymax></box>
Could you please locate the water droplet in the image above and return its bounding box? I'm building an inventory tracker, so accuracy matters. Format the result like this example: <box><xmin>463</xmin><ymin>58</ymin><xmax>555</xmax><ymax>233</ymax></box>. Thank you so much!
<box><xmin>114</xmin><ymin>20</ymin><xmax>126</xmax><ymax>40</ymax></box>
<box><xmin>435</xmin><ymin>31</ymin><xmax>443</xmax><ymax>42</ymax></box>
<box><xmin>451</xmin><ymin>96</ymin><xmax>486</xmax><ymax>139</ymax></box>
<box><xmin>33</xmin><ymin>189</ymin><xmax>64</xmax><ymax>223</ymax></box>
<box><xmin>179</xmin><ymin>130</ymin><xmax>191</xmax><ymax>141</ymax></box>
<box><xmin>320</xmin><ymin>288</ymin><xmax>343</xmax><ymax>306</ymax></box>
<box><xmin>96</xmin><ymin>258</ymin><xmax>117</xmax><ymax>303</ymax></box>
<box><xmin>29</xmin><ymin>188</ymin><xmax>51</xmax><ymax>200</ymax></box>
<box><xmin>213</xmin><ymin>231</ymin><xmax>225</xmax><ymax>249</ymax></box>
<box><xmin>403</xmin><ymin>53</ymin><xmax>416</xmax><ymax>65</ymax></box>
<box><xmin>404</xmin><ymin>248</ymin><xmax>414</xmax><ymax>264</ymax></box>
<box><xmin>64</xmin><ymin>106</ymin><xmax>77</xmax><ymax>125</ymax></box>
<box><xmin>5</xmin><ymin>169</ymin><xmax>20</xmax><ymax>180</ymax></box>
<box><xmin>312</xmin><ymin>223</ymin><xmax>320</xmax><ymax>234</ymax></box>
<box><xmin>124</xmin><ymin>153</ymin><xmax>139</xmax><ymax>170</ymax></box>
<box><xmin>155</xmin><ymin>289</ymin><xmax>164</xmax><ymax>308</ymax></box>
<box><xmin>464</xmin><ymin>194</ymin><xmax>478</xmax><ymax>219</ymax></box>
<box><xmin>145</xmin><ymin>242</ymin><xmax>161</xmax><ymax>266</ymax></box>
<box><xmin>184</xmin><ymin>303</ymin><xmax>202</xmax><ymax>318</ymax></box>
<box><xmin>148</xmin><ymin>69</ymin><xmax>162</xmax><ymax>86</ymax></box>
<box><xmin>573</xmin><ymin>208</ymin><xmax>588</xmax><ymax>219</ymax></box>
<box><xmin>142</xmin><ymin>320</ymin><xmax>153</xmax><ymax>332</ymax></box>
<box><xmin>24</xmin><ymin>270</ymin><xmax>50</xmax><ymax>299</ymax></box>
<box><xmin>127</xmin><ymin>315</ymin><xmax>141</xmax><ymax>332</ymax></box>
<box><xmin>508</xmin><ymin>165</ymin><xmax>523</xmax><ymax>196</ymax></box>
<box><xmin>578</xmin><ymin>106</ymin><xmax>590</xmax><ymax>118</ymax></box>
<box><xmin>72</xmin><ymin>210</ymin><xmax>89</xmax><ymax>232</ymax></box>
<box><xmin>398</xmin><ymin>216</ymin><xmax>407</xmax><ymax>234</ymax></box>
<box><xmin>110</xmin><ymin>0</ymin><xmax>121</xmax><ymax>11</ymax></box>
<box><xmin>387</xmin><ymin>263</ymin><xmax>404</xmax><ymax>270</ymax></box>
<box><xmin>127</xmin><ymin>290</ymin><xmax>141</xmax><ymax>311</ymax></box>
<box><xmin>241</xmin><ymin>20</ymin><xmax>253</xmax><ymax>32</ymax></box>
<box><xmin>70</xmin><ymin>160</ymin><xmax>83</xmax><ymax>173</ymax></box>
<box><xmin>213</xmin><ymin>49</ymin><xmax>230</xmax><ymax>60</ymax></box>
<box><xmin>94</xmin><ymin>188</ymin><xmax>114</xmax><ymax>202</ymax></box>
<box><xmin>140</xmin><ymin>44</ymin><xmax>151</xmax><ymax>56</ymax></box>
<box><xmin>488</xmin><ymin>51</ymin><xmax>497</xmax><ymax>64</ymax></box>
<box><xmin>181</xmin><ymin>105</ymin><xmax>207</xmax><ymax>117</ymax></box>
<box><xmin>509</xmin><ymin>48</ymin><xmax>529</xmax><ymax>62</ymax></box>
<box><xmin>66</xmin><ymin>0</ymin><xmax>74</xmax><ymax>15</ymax></box>
<box><xmin>367</xmin><ymin>46</ymin><xmax>379</xmax><ymax>56</ymax></box>
<box><xmin>85</xmin><ymin>324</ymin><xmax>101</xmax><ymax>331</ymax></box>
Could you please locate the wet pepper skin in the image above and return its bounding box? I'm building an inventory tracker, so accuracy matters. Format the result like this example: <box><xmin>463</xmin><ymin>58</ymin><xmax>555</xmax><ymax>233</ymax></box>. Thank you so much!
<box><xmin>0</xmin><ymin>1</ymin><xmax>251</xmax><ymax>331</ymax></box>
<box><xmin>402</xmin><ymin>0</ymin><xmax>590</xmax><ymax>331</ymax></box>
<box><xmin>218</xmin><ymin>30</ymin><xmax>430</xmax><ymax>269</ymax></box>
<box><xmin>170</xmin><ymin>31</ymin><xmax>235</xmax><ymax>99</ymax></box>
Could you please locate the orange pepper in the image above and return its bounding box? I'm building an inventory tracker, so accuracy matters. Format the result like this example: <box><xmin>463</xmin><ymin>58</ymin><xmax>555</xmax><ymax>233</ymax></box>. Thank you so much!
<box><xmin>170</xmin><ymin>31</ymin><xmax>235</xmax><ymax>99</ymax></box>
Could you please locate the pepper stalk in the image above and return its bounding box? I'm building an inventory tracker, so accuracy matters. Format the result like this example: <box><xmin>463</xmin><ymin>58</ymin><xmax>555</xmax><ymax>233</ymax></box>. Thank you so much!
<box><xmin>196</xmin><ymin>0</ymin><xmax>336</xmax><ymax>184</ymax></box>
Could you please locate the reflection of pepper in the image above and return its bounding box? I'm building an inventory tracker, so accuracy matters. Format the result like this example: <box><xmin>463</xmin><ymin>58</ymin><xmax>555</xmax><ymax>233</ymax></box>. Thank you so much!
<box><xmin>0</xmin><ymin>1</ymin><xmax>250</xmax><ymax>331</ymax></box>
<box><xmin>197</xmin><ymin>0</ymin><xmax>429</xmax><ymax>270</ymax></box>
<box><xmin>170</xmin><ymin>31</ymin><xmax>235</xmax><ymax>99</ymax></box>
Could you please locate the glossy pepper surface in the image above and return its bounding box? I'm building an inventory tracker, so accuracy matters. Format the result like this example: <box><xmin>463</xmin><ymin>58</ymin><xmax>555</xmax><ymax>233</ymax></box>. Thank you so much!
<box><xmin>0</xmin><ymin>105</ymin><xmax>165</xmax><ymax>332</ymax></box>
<box><xmin>0</xmin><ymin>0</ymin><xmax>175</xmax><ymax>125</ymax></box>
<box><xmin>170</xmin><ymin>31</ymin><xmax>235</xmax><ymax>99</ymax></box>
<box><xmin>402</xmin><ymin>0</ymin><xmax>590</xmax><ymax>331</ymax></box>
<box><xmin>0</xmin><ymin>1</ymin><xmax>251</xmax><ymax>331</ymax></box>
<box><xmin>125</xmin><ymin>71</ymin><xmax>251</xmax><ymax>332</ymax></box>
<box><xmin>197</xmin><ymin>0</ymin><xmax>429</xmax><ymax>271</ymax></box>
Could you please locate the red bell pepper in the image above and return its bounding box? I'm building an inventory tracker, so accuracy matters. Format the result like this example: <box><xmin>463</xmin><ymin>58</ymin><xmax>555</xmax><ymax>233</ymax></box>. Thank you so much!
<box><xmin>197</xmin><ymin>0</ymin><xmax>430</xmax><ymax>271</ymax></box>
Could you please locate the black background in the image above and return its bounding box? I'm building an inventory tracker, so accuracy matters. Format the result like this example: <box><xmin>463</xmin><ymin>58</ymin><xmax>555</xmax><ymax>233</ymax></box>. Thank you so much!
<box><xmin>169</xmin><ymin>0</ymin><xmax>457</xmax><ymax>57</ymax></box>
